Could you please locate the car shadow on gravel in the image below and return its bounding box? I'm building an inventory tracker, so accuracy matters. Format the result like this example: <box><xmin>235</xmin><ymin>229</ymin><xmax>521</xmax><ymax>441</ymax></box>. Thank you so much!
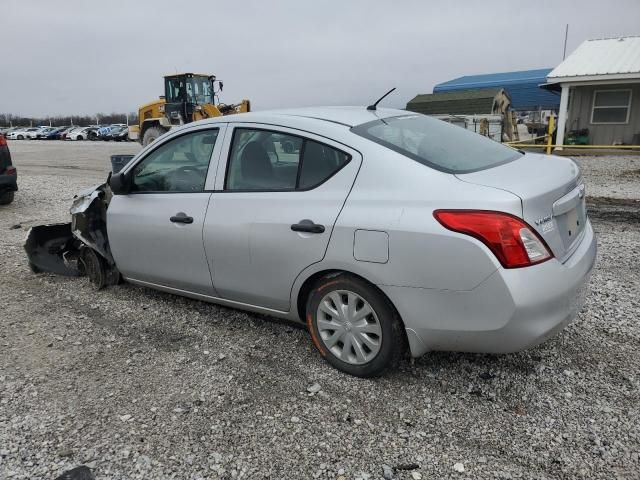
<box><xmin>587</xmin><ymin>197</ymin><xmax>640</xmax><ymax>224</ymax></box>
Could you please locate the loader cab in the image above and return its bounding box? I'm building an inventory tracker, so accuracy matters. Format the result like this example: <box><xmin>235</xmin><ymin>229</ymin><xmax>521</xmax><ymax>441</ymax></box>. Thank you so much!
<box><xmin>164</xmin><ymin>73</ymin><xmax>216</xmax><ymax>125</ymax></box>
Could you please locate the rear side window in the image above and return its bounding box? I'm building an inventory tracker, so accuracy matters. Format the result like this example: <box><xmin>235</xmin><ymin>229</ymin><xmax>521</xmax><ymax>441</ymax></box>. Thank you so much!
<box><xmin>351</xmin><ymin>114</ymin><xmax>522</xmax><ymax>174</ymax></box>
<box><xmin>299</xmin><ymin>141</ymin><xmax>350</xmax><ymax>189</ymax></box>
<box><xmin>225</xmin><ymin>128</ymin><xmax>350</xmax><ymax>191</ymax></box>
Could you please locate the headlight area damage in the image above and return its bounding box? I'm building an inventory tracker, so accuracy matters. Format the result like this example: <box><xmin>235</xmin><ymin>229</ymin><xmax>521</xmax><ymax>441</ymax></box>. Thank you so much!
<box><xmin>24</xmin><ymin>183</ymin><xmax>120</xmax><ymax>289</ymax></box>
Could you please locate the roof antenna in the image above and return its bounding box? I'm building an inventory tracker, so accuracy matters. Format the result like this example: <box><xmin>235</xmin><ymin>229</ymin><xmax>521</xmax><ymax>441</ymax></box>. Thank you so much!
<box><xmin>367</xmin><ymin>88</ymin><xmax>396</xmax><ymax>111</ymax></box>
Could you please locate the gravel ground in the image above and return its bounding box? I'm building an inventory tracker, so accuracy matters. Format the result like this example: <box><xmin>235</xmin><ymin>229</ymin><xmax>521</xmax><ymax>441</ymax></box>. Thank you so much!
<box><xmin>573</xmin><ymin>155</ymin><xmax>640</xmax><ymax>200</ymax></box>
<box><xmin>1</xmin><ymin>141</ymin><xmax>639</xmax><ymax>479</ymax></box>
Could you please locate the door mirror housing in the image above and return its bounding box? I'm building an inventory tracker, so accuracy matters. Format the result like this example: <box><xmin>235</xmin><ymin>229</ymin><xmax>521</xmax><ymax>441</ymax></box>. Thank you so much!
<box><xmin>109</xmin><ymin>172</ymin><xmax>131</xmax><ymax>195</ymax></box>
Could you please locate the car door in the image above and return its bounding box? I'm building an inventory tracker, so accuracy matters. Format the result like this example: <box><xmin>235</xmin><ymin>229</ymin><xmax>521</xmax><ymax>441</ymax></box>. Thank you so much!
<box><xmin>203</xmin><ymin>124</ymin><xmax>361</xmax><ymax>311</ymax></box>
<box><xmin>107</xmin><ymin>125</ymin><xmax>225</xmax><ymax>295</ymax></box>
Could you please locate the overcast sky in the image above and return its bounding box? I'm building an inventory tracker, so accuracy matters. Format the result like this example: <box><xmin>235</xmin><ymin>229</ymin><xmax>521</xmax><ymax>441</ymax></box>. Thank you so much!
<box><xmin>2</xmin><ymin>0</ymin><xmax>639</xmax><ymax>117</ymax></box>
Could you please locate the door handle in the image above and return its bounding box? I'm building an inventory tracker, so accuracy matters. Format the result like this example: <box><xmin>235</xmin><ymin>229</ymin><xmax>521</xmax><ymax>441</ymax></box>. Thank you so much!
<box><xmin>170</xmin><ymin>213</ymin><xmax>194</xmax><ymax>224</ymax></box>
<box><xmin>291</xmin><ymin>219</ymin><xmax>325</xmax><ymax>234</ymax></box>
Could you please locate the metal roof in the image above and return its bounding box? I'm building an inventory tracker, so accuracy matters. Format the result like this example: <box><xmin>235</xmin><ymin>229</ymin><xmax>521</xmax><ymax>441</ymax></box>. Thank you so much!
<box><xmin>435</xmin><ymin>69</ymin><xmax>552</xmax><ymax>89</ymax></box>
<box><xmin>433</xmin><ymin>69</ymin><xmax>559</xmax><ymax>110</ymax></box>
<box><xmin>548</xmin><ymin>36</ymin><xmax>640</xmax><ymax>81</ymax></box>
<box><xmin>406</xmin><ymin>89</ymin><xmax>505</xmax><ymax>115</ymax></box>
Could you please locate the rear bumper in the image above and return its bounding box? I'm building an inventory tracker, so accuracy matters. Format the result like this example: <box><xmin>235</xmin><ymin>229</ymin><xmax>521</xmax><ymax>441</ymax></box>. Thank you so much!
<box><xmin>381</xmin><ymin>221</ymin><xmax>597</xmax><ymax>357</ymax></box>
<box><xmin>0</xmin><ymin>175</ymin><xmax>17</xmax><ymax>193</ymax></box>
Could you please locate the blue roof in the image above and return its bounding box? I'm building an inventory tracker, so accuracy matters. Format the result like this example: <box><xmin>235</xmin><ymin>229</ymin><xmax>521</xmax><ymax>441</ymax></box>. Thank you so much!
<box><xmin>433</xmin><ymin>69</ymin><xmax>559</xmax><ymax>110</ymax></box>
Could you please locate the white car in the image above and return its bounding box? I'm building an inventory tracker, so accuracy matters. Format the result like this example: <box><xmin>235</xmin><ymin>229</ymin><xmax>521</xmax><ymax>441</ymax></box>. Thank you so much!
<box><xmin>26</xmin><ymin>127</ymin><xmax>49</xmax><ymax>139</ymax></box>
<box><xmin>7</xmin><ymin>128</ymin><xmax>39</xmax><ymax>140</ymax></box>
<box><xmin>66</xmin><ymin>127</ymin><xmax>91</xmax><ymax>141</ymax></box>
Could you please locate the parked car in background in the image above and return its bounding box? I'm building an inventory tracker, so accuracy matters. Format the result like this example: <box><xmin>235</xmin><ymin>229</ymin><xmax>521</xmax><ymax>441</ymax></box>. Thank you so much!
<box><xmin>0</xmin><ymin>134</ymin><xmax>17</xmax><ymax>204</ymax></box>
<box><xmin>0</xmin><ymin>127</ymin><xmax>23</xmax><ymax>138</ymax></box>
<box><xmin>113</xmin><ymin>126</ymin><xmax>130</xmax><ymax>141</ymax></box>
<box><xmin>25</xmin><ymin>127</ymin><xmax>45</xmax><ymax>139</ymax></box>
<box><xmin>8</xmin><ymin>127</ymin><xmax>39</xmax><ymax>140</ymax></box>
<box><xmin>86</xmin><ymin>126</ymin><xmax>101</xmax><ymax>141</ymax></box>
<box><xmin>58</xmin><ymin>126</ymin><xmax>77</xmax><ymax>140</ymax></box>
<box><xmin>27</xmin><ymin>107</ymin><xmax>597</xmax><ymax>376</ymax></box>
<box><xmin>98</xmin><ymin>124</ymin><xmax>126</xmax><ymax>139</ymax></box>
<box><xmin>6</xmin><ymin>128</ymin><xmax>26</xmax><ymax>140</ymax></box>
<box><xmin>35</xmin><ymin>127</ymin><xmax>56</xmax><ymax>139</ymax></box>
<box><xmin>102</xmin><ymin>126</ymin><xmax>129</xmax><ymax>141</ymax></box>
<box><xmin>40</xmin><ymin>126</ymin><xmax>68</xmax><ymax>140</ymax></box>
<box><xmin>66</xmin><ymin>127</ymin><xmax>93</xmax><ymax>141</ymax></box>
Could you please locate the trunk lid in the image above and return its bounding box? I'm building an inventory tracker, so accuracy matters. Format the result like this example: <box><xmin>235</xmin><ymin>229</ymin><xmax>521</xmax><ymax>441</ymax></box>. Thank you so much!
<box><xmin>456</xmin><ymin>153</ymin><xmax>586</xmax><ymax>262</ymax></box>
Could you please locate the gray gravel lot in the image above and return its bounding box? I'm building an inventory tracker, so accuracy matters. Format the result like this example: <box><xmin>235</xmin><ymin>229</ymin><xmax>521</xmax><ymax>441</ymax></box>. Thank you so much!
<box><xmin>1</xmin><ymin>142</ymin><xmax>639</xmax><ymax>479</ymax></box>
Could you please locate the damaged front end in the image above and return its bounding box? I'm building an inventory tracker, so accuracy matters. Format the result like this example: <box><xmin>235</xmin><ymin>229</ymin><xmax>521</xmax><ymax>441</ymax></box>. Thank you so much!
<box><xmin>24</xmin><ymin>183</ymin><xmax>120</xmax><ymax>289</ymax></box>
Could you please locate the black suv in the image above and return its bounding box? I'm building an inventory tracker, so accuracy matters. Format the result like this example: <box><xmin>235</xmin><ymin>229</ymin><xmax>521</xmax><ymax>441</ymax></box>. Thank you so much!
<box><xmin>0</xmin><ymin>135</ymin><xmax>17</xmax><ymax>204</ymax></box>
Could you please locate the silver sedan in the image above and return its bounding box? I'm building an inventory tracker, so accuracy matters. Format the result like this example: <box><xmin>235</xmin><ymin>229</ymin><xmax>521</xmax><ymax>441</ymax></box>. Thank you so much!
<box><xmin>27</xmin><ymin>107</ymin><xmax>597</xmax><ymax>377</ymax></box>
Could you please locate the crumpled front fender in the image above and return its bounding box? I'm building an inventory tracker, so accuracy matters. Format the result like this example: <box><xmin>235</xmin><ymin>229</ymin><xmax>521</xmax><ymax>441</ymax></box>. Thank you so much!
<box><xmin>24</xmin><ymin>183</ymin><xmax>118</xmax><ymax>286</ymax></box>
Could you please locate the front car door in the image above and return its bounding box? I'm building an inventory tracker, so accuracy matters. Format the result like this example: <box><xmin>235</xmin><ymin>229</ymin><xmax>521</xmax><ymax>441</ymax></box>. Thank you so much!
<box><xmin>107</xmin><ymin>125</ymin><xmax>225</xmax><ymax>295</ymax></box>
<box><xmin>203</xmin><ymin>123</ymin><xmax>361</xmax><ymax>311</ymax></box>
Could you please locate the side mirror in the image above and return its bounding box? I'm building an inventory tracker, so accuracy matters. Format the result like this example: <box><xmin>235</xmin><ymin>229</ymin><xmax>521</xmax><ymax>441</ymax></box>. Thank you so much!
<box><xmin>109</xmin><ymin>172</ymin><xmax>130</xmax><ymax>195</ymax></box>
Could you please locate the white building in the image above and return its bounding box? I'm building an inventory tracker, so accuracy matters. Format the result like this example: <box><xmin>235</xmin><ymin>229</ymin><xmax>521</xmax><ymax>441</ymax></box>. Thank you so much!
<box><xmin>545</xmin><ymin>36</ymin><xmax>640</xmax><ymax>147</ymax></box>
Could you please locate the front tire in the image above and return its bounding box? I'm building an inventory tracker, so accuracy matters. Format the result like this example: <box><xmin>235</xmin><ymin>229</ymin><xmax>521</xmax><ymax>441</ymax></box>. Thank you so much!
<box><xmin>306</xmin><ymin>273</ymin><xmax>405</xmax><ymax>377</ymax></box>
<box><xmin>142</xmin><ymin>126</ymin><xmax>167</xmax><ymax>147</ymax></box>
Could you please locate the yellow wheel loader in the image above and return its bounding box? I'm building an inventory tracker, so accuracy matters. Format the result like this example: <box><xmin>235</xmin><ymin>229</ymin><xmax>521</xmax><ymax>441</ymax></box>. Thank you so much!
<box><xmin>129</xmin><ymin>73</ymin><xmax>250</xmax><ymax>146</ymax></box>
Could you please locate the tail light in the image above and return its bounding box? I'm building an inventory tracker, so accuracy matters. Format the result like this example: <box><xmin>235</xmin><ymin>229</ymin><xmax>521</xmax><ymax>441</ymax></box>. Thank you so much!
<box><xmin>434</xmin><ymin>210</ymin><xmax>552</xmax><ymax>268</ymax></box>
<box><xmin>5</xmin><ymin>166</ymin><xmax>16</xmax><ymax>176</ymax></box>
<box><xmin>0</xmin><ymin>136</ymin><xmax>6</xmax><ymax>146</ymax></box>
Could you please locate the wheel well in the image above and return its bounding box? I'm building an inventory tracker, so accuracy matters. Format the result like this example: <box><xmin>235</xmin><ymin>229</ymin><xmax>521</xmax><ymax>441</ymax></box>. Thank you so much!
<box><xmin>140</xmin><ymin>121</ymin><xmax>162</xmax><ymax>139</ymax></box>
<box><xmin>296</xmin><ymin>269</ymin><xmax>407</xmax><ymax>337</ymax></box>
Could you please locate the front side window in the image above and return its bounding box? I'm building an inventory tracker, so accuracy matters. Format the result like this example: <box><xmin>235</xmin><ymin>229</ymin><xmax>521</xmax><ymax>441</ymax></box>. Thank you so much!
<box><xmin>225</xmin><ymin>128</ymin><xmax>350</xmax><ymax>191</ymax></box>
<box><xmin>591</xmin><ymin>89</ymin><xmax>631</xmax><ymax>124</ymax></box>
<box><xmin>351</xmin><ymin>114</ymin><xmax>522</xmax><ymax>174</ymax></box>
<box><xmin>131</xmin><ymin>129</ymin><xmax>218</xmax><ymax>193</ymax></box>
<box><xmin>165</xmin><ymin>78</ymin><xmax>186</xmax><ymax>103</ymax></box>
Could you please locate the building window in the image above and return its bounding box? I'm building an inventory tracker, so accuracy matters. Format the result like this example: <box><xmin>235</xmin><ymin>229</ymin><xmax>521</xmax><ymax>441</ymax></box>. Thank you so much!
<box><xmin>591</xmin><ymin>89</ymin><xmax>632</xmax><ymax>124</ymax></box>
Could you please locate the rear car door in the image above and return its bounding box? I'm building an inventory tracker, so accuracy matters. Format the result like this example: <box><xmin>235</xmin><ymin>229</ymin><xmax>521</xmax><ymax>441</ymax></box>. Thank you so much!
<box><xmin>107</xmin><ymin>125</ymin><xmax>225</xmax><ymax>295</ymax></box>
<box><xmin>203</xmin><ymin>124</ymin><xmax>361</xmax><ymax>311</ymax></box>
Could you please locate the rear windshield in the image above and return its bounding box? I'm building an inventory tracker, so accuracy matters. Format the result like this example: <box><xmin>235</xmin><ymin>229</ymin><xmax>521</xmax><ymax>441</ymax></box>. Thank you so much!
<box><xmin>351</xmin><ymin>114</ymin><xmax>522</xmax><ymax>174</ymax></box>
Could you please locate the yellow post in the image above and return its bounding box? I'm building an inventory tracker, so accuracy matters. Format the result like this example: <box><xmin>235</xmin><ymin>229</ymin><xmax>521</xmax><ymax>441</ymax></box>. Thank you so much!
<box><xmin>546</xmin><ymin>116</ymin><xmax>555</xmax><ymax>155</ymax></box>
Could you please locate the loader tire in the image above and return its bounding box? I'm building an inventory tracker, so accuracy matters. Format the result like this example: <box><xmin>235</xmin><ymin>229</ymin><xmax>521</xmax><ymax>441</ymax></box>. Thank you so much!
<box><xmin>142</xmin><ymin>126</ymin><xmax>167</xmax><ymax>147</ymax></box>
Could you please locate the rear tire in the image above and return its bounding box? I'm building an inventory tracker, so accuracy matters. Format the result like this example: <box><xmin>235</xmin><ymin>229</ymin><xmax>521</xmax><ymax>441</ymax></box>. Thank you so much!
<box><xmin>0</xmin><ymin>191</ymin><xmax>14</xmax><ymax>205</ymax></box>
<box><xmin>77</xmin><ymin>135</ymin><xmax>83</xmax><ymax>141</ymax></box>
<box><xmin>306</xmin><ymin>273</ymin><xmax>405</xmax><ymax>377</ymax></box>
<box><xmin>142</xmin><ymin>126</ymin><xmax>167</xmax><ymax>147</ymax></box>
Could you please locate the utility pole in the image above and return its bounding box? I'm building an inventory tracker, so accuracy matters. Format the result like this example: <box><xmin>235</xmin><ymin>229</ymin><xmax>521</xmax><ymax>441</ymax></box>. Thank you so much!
<box><xmin>563</xmin><ymin>24</ymin><xmax>569</xmax><ymax>60</ymax></box>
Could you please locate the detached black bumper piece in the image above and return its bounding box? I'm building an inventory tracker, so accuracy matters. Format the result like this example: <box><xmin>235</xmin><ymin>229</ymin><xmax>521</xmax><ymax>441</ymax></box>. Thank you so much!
<box><xmin>24</xmin><ymin>223</ymin><xmax>82</xmax><ymax>276</ymax></box>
